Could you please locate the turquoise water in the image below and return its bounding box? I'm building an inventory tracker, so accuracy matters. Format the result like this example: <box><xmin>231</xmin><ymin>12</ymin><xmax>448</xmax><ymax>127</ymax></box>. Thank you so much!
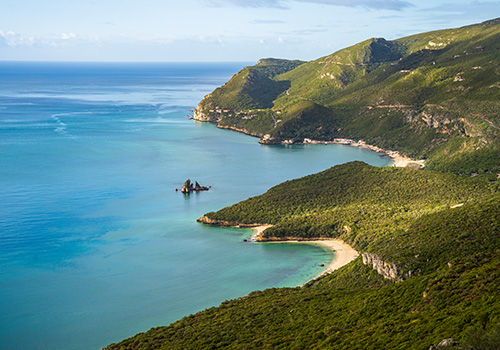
<box><xmin>0</xmin><ymin>62</ymin><xmax>391</xmax><ymax>349</ymax></box>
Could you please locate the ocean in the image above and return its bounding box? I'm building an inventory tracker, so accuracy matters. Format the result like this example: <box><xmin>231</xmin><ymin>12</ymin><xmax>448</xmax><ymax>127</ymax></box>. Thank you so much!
<box><xmin>0</xmin><ymin>61</ymin><xmax>391</xmax><ymax>350</ymax></box>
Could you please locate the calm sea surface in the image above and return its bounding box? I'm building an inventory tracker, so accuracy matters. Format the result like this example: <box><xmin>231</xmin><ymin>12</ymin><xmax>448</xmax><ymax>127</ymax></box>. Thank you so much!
<box><xmin>0</xmin><ymin>62</ymin><xmax>391</xmax><ymax>350</ymax></box>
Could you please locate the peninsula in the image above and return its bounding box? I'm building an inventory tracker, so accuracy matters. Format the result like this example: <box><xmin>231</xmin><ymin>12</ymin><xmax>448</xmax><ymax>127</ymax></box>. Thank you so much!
<box><xmin>193</xmin><ymin>18</ymin><xmax>500</xmax><ymax>178</ymax></box>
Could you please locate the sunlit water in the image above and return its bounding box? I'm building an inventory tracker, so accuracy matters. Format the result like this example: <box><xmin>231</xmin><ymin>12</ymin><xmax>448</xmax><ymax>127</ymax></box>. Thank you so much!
<box><xmin>0</xmin><ymin>62</ymin><xmax>391</xmax><ymax>349</ymax></box>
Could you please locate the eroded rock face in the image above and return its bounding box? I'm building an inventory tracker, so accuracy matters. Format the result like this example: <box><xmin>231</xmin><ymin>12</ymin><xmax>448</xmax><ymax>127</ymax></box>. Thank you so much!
<box><xmin>181</xmin><ymin>179</ymin><xmax>194</xmax><ymax>193</ymax></box>
<box><xmin>194</xmin><ymin>181</ymin><xmax>209</xmax><ymax>191</ymax></box>
<box><xmin>196</xmin><ymin>215</ymin><xmax>259</xmax><ymax>229</ymax></box>
<box><xmin>437</xmin><ymin>338</ymin><xmax>459</xmax><ymax>348</ymax></box>
<box><xmin>197</xmin><ymin>216</ymin><xmax>236</xmax><ymax>226</ymax></box>
<box><xmin>362</xmin><ymin>252</ymin><xmax>413</xmax><ymax>282</ymax></box>
<box><xmin>193</xmin><ymin>103</ymin><xmax>219</xmax><ymax>122</ymax></box>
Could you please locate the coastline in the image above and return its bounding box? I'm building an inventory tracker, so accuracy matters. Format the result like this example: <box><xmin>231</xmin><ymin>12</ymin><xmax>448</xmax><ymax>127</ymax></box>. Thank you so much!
<box><xmin>250</xmin><ymin>225</ymin><xmax>359</xmax><ymax>279</ymax></box>
<box><xmin>269</xmin><ymin>239</ymin><xmax>359</xmax><ymax>278</ymax></box>
<box><xmin>295</xmin><ymin>140</ymin><xmax>425</xmax><ymax>169</ymax></box>
<box><xmin>193</xmin><ymin>120</ymin><xmax>424</xmax><ymax>169</ymax></box>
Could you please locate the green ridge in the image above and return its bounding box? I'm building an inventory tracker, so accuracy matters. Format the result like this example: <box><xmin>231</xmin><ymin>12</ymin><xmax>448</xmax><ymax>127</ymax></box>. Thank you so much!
<box><xmin>194</xmin><ymin>18</ymin><xmax>500</xmax><ymax>176</ymax></box>
<box><xmin>204</xmin><ymin>162</ymin><xmax>497</xmax><ymax>249</ymax></box>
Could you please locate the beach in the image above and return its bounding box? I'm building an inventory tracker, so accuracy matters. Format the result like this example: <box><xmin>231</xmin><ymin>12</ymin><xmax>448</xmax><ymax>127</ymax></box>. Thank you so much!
<box><xmin>251</xmin><ymin>226</ymin><xmax>359</xmax><ymax>279</ymax></box>
<box><xmin>349</xmin><ymin>142</ymin><xmax>425</xmax><ymax>169</ymax></box>
<box><xmin>297</xmin><ymin>138</ymin><xmax>425</xmax><ymax>169</ymax></box>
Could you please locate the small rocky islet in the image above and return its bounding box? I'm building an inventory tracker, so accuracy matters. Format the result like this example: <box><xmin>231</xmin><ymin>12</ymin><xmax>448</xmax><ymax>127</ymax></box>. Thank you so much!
<box><xmin>177</xmin><ymin>179</ymin><xmax>210</xmax><ymax>194</ymax></box>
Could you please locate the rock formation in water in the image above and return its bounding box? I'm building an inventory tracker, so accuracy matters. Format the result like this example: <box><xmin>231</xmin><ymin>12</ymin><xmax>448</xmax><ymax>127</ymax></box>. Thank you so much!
<box><xmin>179</xmin><ymin>179</ymin><xmax>210</xmax><ymax>194</ymax></box>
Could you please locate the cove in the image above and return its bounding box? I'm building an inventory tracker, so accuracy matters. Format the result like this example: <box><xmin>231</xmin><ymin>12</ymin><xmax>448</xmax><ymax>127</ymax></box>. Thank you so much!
<box><xmin>0</xmin><ymin>62</ymin><xmax>391</xmax><ymax>350</ymax></box>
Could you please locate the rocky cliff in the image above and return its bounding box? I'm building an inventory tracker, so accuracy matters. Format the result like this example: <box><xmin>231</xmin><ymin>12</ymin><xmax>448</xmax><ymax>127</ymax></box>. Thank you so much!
<box><xmin>362</xmin><ymin>252</ymin><xmax>413</xmax><ymax>282</ymax></box>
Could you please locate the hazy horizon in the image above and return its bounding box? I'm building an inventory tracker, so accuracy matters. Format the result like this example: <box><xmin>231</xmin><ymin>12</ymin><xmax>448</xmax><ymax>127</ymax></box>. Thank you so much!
<box><xmin>1</xmin><ymin>0</ymin><xmax>499</xmax><ymax>62</ymax></box>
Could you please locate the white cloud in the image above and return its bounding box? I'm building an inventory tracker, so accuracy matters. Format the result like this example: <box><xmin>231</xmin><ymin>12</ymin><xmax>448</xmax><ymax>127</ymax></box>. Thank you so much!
<box><xmin>0</xmin><ymin>30</ymin><xmax>110</xmax><ymax>51</ymax></box>
<box><xmin>197</xmin><ymin>35</ymin><xmax>225</xmax><ymax>45</ymax></box>
<box><xmin>203</xmin><ymin>0</ymin><xmax>287</xmax><ymax>8</ymax></box>
<box><xmin>301</xmin><ymin>0</ymin><xmax>413</xmax><ymax>10</ymax></box>
<box><xmin>0</xmin><ymin>30</ymin><xmax>35</xmax><ymax>47</ymax></box>
<box><xmin>202</xmin><ymin>0</ymin><xmax>413</xmax><ymax>10</ymax></box>
<box><xmin>251</xmin><ymin>19</ymin><xmax>287</xmax><ymax>24</ymax></box>
<box><xmin>61</xmin><ymin>33</ymin><xmax>77</xmax><ymax>40</ymax></box>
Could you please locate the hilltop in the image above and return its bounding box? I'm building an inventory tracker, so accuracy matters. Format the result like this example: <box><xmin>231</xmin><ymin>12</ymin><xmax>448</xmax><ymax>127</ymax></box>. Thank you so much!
<box><xmin>194</xmin><ymin>18</ymin><xmax>500</xmax><ymax>177</ymax></box>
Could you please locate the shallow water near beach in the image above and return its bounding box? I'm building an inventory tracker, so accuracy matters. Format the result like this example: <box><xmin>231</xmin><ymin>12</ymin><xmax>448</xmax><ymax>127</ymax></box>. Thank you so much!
<box><xmin>0</xmin><ymin>62</ymin><xmax>391</xmax><ymax>350</ymax></box>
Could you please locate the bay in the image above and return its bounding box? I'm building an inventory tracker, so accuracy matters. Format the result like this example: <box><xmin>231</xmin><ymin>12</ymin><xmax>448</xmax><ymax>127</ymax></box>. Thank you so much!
<box><xmin>0</xmin><ymin>62</ymin><xmax>391</xmax><ymax>350</ymax></box>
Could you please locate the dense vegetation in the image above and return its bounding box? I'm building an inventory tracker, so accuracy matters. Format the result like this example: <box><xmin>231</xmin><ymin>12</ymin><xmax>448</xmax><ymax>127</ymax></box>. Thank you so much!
<box><xmin>107</xmin><ymin>19</ymin><xmax>500</xmax><ymax>350</ymax></box>
<box><xmin>194</xmin><ymin>18</ymin><xmax>500</xmax><ymax>176</ymax></box>
<box><xmin>203</xmin><ymin>162</ymin><xmax>497</xmax><ymax>250</ymax></box>
<box><xmin>196</xmin><ymin>58</ymin><xmax>304</xmax><ymax>112</ymax></box>
<box><xmin>108</xmin><ymin>165</ymin><xmax>500</xmax><ymax>349</ymax></box>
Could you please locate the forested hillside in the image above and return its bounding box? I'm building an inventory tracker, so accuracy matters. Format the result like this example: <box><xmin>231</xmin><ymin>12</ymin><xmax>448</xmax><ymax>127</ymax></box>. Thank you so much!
<box><xmin>201</xmin><ymin>162</ymin><xmax>497</xmax><ymax>249</ymax></box>
<box><xmin>108</xmin><ymin>163</ymin><xmax>500</xmax><ymax>350</ymax></box>
<box><xmin>194</xmin><ymin>18</ymin><xmax>500</xmax><ymax>176</ymax></box>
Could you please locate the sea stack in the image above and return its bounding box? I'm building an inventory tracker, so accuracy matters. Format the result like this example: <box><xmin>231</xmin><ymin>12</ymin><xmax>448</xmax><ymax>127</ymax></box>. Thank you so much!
<box><xmin>180</xmin><ymin>179</ymin><xmax>210</xmax><ymax>194</ymax></box>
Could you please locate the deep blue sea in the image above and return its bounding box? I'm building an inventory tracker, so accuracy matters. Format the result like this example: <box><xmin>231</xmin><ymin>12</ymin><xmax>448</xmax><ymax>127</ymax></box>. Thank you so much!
<box><xmin>0</xmin><ymin>61</ymin><xmax>391</xmax><ymax>350</ymax></box>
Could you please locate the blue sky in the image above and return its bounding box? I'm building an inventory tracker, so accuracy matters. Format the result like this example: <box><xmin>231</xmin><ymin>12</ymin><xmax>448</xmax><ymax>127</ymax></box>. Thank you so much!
<box><xmin>1</xmin><ymin>0</ymin><xmax>499</xmax><ymax>62</ymax></box>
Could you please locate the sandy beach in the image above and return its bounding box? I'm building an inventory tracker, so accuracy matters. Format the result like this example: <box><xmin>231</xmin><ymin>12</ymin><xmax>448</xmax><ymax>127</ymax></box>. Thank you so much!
<box><xmin>298</xmin><ymin>139</ymin><xmax>425</xmax><ymax>169</ymax></box>
<box><xmin>385</xmin><ymin>150</ymin><xmax>426</xmax><ymax>169</ymax></box>
<box><xmin>272</xmin><ymin>239</ymin><xmax>359</xmax><ymax>278</ymax></box>
<box><xmin>350</xmin><ymin>143</ymin><xmax>425</xmax><ymax>169</ymax></box>
<box><xmin>250</xmin><ymin>225</ymin><xmax>273</xmax><ymax>241</ymax></box>
<box><xmin>251</xmin><ymin>226</ymin><xmax>359</xmax><ymax>278</ymax></box>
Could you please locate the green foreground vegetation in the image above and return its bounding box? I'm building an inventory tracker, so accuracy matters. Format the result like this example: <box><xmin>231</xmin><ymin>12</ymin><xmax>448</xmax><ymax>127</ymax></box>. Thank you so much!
<box><xmin>108</xmin><ymin>162</ymin><xmax>500</xmax><ymax>350</ymax></box>
<box><xmin>108</xmin><ymin>19</ymin><xmax>500</xmax><ymax>350</ymax></box>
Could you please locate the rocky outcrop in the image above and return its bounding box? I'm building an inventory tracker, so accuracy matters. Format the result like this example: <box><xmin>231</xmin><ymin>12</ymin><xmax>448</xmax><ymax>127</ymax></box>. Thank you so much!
<box><xmin>362</xmin><ymin>252</ymin><xmax>413</xmax><ymax>282</ymax></box>
<box><xmin>197</xmin><ymin>216</ymin><xmax>237</xmax><ymax>226</ymax></box>
<box><xmin>179</xmin><ymin>179</ymin><xmax>210</xmax><ymax>194</ymax></box>
<box><xmin>429</xmin><ymin>338</ymin><xmax>459</xmax><ymax>349</ymax></box>
<box><xmin>217</xmin><ymin>125</ymin><xmax>263</xmax><ymax>138</ymax></box>
<box><xmin>437</xmin><ymin>338</ymin><xmax>459</xmax><ymax>348</ymax></box>
<box><xmin>193</xmin><ymin>102</ymin><xmax>219</xmax><ymax>122</ymax></box>
<box><xmin>197</xmin><ymin>215</ymin><xmax>260</xmax><ymax>228</ymax></box>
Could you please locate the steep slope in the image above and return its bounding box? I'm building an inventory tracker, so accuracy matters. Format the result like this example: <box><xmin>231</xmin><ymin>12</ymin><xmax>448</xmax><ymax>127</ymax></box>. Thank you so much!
<box><xmin>107</xmin><ymin>163</ymin><xmax>500</xmax><ymax>350</ymax></box>
<box><xmin>273</xmin><ymin>37</ymin><xmax>405</xmax><ymax>104</ymax></box>
<box><xmin>194</xmin><ymin>18</ymin><xmax>500</xmax><ymax>176</ymax></box>
<box><xmin>193</xmin><ymin>58</ymin><xmax>304</xmax><ymax>122</ymax></box>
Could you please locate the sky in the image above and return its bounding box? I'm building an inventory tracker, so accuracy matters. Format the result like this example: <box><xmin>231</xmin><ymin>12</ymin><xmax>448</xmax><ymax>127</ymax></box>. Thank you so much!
<box><xmin>1</xmin><ymin>0</ymin><xmax>499</xmax><ymax>62</ymax></box>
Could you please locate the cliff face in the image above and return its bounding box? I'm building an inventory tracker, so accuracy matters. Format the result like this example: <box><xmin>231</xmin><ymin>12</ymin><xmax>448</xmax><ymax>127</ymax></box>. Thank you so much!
<box><xmin>193</xmin><ymin>101</ymin><xmax>219</xmax><ymax>122</ymax></box>
<box><xmin>362</xmin><ymin>252</ymin><xmax>413</xmax><ymax>282</ymax></box>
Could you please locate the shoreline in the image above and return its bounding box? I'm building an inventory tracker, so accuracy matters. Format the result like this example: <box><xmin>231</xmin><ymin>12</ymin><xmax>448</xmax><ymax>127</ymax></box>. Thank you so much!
<box><xmin>194</xmin><ymin>120</ymin><xmax>424</xmax><ymax>169</ymax></box>
<box><xmin>250</xmin><ymin>225</ymin><xmax>359</xmax><ymax>279</ymax></box>
<box><xmin>296</xmin><ymin>140</ymin><xmax>425</xmax><ymax>169</ymax></box>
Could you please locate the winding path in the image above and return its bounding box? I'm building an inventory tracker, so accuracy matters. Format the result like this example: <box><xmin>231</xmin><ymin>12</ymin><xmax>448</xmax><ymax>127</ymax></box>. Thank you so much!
<box><xmin>425</xmin><ymin>104</ymin><xmax>500</xmax><ymax>131</ymax></box>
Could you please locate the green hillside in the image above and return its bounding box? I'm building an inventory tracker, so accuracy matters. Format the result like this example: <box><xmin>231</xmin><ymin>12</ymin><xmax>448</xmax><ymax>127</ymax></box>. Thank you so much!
<box><xmin>194</xmin><ymin>58</ymin><xmax>304</xmax><ymax>118</ymax></box>
<box><xmin>107</xmin><ymin>19</ymin><xmax>500</xmax><ymax>350</ymax></box>
<box><xmin>193</xmin><ymin>18</ymin><xmax>500</xmax><ymax>176</ymax></box>
<box><xmin>202</xmin><ymin>162</ymin><xmax>496</xmax><ymax>249</ymax></box>
<box><xmin>107</xmin><ymin>163</ymin><xmax>500</xmax><ymax>350</ymax></box>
